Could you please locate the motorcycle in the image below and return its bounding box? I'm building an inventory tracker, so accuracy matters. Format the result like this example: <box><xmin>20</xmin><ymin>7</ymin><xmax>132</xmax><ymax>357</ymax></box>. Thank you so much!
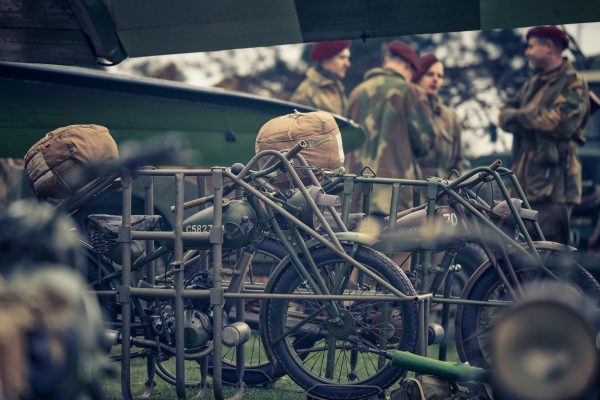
<box><xmin>68</xmin><ymin>141</ymin><xmax>423</xmax><ymax>400</ymax></box>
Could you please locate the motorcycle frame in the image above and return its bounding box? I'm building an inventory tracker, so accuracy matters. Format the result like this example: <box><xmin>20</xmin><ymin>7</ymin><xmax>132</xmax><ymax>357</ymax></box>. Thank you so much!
<box><xmin>327</xmin><ymin>164</ymin><xmax>549</xmax><ymax>289</ymax></box>
<box><xmin>322</xmin><ymin>164</ymin><xmax>562</xmax><ymax>361</ymax></box>
<box><xmin>75</xmin><ymin>147</ymin><xmax>432</xmax><ymax>400</ymax></box>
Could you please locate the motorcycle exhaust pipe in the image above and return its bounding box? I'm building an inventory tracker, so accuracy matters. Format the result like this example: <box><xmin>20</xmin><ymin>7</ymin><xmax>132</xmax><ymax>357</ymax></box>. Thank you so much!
<box><xmin>105</xmin><ymin>329</ymin><xmax>120</xmax><ymax>347</ymax></box>
<box><xmin>222</xmin><ymin>321</ymin><xmax>252</xmax><ymax>347</ymax></box>
<box><xmin>428</xmin><ymin>323</ymin><xmax>445</xmax><ymax>345</ymax></box>
<box><xmin>106</xmin><ymin>322</ymin><xmax>252</xmax><ymax>351</ymax></box>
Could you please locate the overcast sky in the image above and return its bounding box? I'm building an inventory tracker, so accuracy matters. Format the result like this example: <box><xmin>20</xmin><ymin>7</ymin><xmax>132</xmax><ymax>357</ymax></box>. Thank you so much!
<box><xmin>564</xmin><ymin>22</ymin><xmax>600</xmax><ymax>55</ymax></box>
<box><xmin>111</xmin><ymin>22</ymin><xmax>600</xmax><ymax>88</ymax></box>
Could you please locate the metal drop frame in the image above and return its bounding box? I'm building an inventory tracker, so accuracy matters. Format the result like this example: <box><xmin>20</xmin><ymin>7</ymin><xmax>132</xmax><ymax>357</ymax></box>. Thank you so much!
<box><xmin>104</xmin><ymin>146</ymin><xmax>432</xmax><ymax>400</ymax></box>
<box><xmin>98</xmin><ymin>146</ymin><xmax>554</xmax><ymax>400</ymax></box>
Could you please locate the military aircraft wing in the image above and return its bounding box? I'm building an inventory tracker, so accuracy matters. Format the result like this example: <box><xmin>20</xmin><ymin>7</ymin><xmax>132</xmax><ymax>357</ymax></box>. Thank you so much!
<box><xmin>0</xmin><ymin>61</ymin><xmax>364</xmax><ymax>165</ymax></box>
<box><xmin>1</xmin><ymin>0</ymin><xmax>598</xmax><ymax>66</ymax></box>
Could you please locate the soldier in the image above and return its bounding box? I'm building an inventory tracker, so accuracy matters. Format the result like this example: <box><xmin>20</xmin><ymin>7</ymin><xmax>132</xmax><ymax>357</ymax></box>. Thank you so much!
<box><xmin>346</xmin><ymin>41</ymin><xmax>435</xmax><ymax>214</ymax></box>
<box><xmin>413</xmin><ymin>54</ymin><xmax>468</xmax><ymax>179</ymax></box>
<box><xmin>499</xmin><ymin>26</ymin><xmax>590</xmax><ymax>244</ymax></box>
<box><xmin>290</xmin><ymin>40</ymin><xmax>351</xmax><ymax>115</ymax></box>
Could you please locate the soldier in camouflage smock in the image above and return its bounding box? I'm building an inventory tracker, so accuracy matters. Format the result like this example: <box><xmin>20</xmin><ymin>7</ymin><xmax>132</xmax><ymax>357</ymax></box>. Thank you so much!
<box><xmin>346</xmin><ymin>41</ymin><xmax>436</xmax><ymax>213</ymax></box>
<box><xmin>499</xmin><ymin>26</ymin><xmax>590</xmax><ymax>244</ymax></box>
<box><xmin>413</xmin><ymin>54</ymin><xmax>468</xmax><ymax>179</ymax></box>
<box><xmin>291</xmin><ymin>40</ymin><xmax>351</xmax><ymax>115</ymax></box>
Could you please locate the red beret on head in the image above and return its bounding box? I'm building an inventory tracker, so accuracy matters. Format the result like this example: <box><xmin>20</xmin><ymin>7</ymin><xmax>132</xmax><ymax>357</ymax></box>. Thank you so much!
<box><xmin>387</xmin><ymin>41</ymin><xmax>420</xmax><ymax>72</ymax></box>
<box><xmin>526</xmin><ymin>25</ymin><xmax>569</xmax><ymax>50</ymax></box>
<box><xmin>310</xmin><ymin>40</ymin><xmax>351</xmax><ymax>62</ymax></box>
<box><xmin>412</xmin><ymin>54</ymin><xmax>439</xmax><ymax>82</ymax></box>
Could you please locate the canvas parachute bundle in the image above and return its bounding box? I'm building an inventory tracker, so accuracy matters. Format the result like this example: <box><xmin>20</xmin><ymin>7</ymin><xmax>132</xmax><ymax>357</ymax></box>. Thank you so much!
<box><xmin>255</xmin><ymin>111</ymin><xmax>345</xmax><ymax>185</ymax></box>
<box><xmin>24</xmin><ymin>124</ymin><xmax>119</xmax><ymax>200</ymax></box>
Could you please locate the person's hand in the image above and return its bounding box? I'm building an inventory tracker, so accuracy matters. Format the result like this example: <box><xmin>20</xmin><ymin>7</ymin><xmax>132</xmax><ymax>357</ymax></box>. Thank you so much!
<box><xmin>499</xmin><ymin>108</ymin><xmax>521</xmax><ymax>133</ymax></box>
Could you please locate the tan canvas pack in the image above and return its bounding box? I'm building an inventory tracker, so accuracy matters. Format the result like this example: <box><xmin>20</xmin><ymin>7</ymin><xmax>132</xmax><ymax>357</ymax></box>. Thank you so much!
<box><xmin>24</xmin><ymin>124</ymin><xmax>119</xmax><ymax>200</ymax></box>
<box><xmin>255</xmin><ymin>111</ymin><xmax>345</xmax><ymax>184</ymax></box>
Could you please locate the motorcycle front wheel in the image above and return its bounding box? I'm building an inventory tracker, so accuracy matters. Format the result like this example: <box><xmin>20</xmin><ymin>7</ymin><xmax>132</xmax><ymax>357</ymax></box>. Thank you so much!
<box><xmin>263</xmin><ymin>244</ymin><xmax>419</xmax><ymax>400</ymax></box>
<box><xmin>455</xmin><ymin>248</ymin><xmax>600</xmax><ymax>369</ymax></box>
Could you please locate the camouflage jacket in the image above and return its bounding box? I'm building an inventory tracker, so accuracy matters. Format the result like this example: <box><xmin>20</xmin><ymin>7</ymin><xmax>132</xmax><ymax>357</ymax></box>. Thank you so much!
<box><xmin>346</xmin><ymin>67</ymin><xmax>436</xmax><ymax>212</ymax></box>
<box><xmin>418</xmin><ymin>94</ymin><xmax>467</xmax><ymax>179</ymax></box>
<box><xmin>499</xmin><ymin>60</ymin><xmax>589</xmax><ymax>204</ymax></box>
<box><xmin>290</xmin><ymin>67</ymin><xmax>347</xmax><ymax>115</ymax></box>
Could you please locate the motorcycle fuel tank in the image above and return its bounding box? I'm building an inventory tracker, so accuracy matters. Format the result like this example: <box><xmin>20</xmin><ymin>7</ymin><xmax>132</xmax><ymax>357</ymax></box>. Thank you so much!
<box><xmin>392</xmin><ymin>206</ymin><xmax>467</xmax><ymax>251</ymax></box>
<box><xmin>181</xmin><ymin>199</ymin><xmax>258</xmax><ymax>249</ymax></box>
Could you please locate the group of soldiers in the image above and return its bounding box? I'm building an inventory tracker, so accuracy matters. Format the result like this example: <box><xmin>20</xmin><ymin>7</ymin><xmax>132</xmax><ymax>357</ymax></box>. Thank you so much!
<box><xmin>291</xmin><ymin>26</ymin><xmax>592</xmax><ymax>245</ymax></box>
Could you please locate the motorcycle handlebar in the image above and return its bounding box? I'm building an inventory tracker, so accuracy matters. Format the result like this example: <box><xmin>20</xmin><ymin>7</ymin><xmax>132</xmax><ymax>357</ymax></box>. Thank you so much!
<box><xmin>172</xmin><ymin>141</ymin><xmax>307</xmax><ymax>212</ymax></box>
<box><xmin>284</xmin><ymin>140</ymin><xmax>307</xmax><ymax>161</ymax></box>
<box><xmin>487</xmin><ymin>159</ymin><xmax>503</xmax><ymax>171</ymax></box>
<box><xmin>453</xmin><ymin>159</ymin><xmax>503</xmax><ymax>190</ymax></box>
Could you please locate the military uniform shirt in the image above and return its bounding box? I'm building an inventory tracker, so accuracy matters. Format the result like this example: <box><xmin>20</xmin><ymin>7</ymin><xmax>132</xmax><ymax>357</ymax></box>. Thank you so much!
<box><xmin>346</xmin><ymin>67</ymin><xmax>436</xmax><ymax>212</ymax></box>
<box><xmin>418</xmin><ymin>95</ymin><xmax>467</xmax><ymax>179</ymax></box>
<box><xmin>500</xmin><ymin>60</ymin><xmax>589</xmax><ymax>204</ymax></box>
<box><xmin>290</xmin><ymin>67</ymin><xmax>347</xmax><ymax>115</ymax></box>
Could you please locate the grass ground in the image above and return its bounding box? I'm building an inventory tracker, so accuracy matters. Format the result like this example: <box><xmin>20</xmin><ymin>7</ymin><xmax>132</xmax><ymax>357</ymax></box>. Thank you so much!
<box><xmin>101</xmin><ymin>344</ymin><xmax>459</xmax><ymax>399</ymax></box>
<box><xmin>101</xmin><ymin>355</ymin><xmax>304</xmax><ymax>399</ymax></box>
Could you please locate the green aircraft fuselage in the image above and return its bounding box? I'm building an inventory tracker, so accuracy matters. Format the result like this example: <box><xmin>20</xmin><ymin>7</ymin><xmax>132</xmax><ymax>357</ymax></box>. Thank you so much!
<box><xmin>0</xmin><ymin>62</ymin><xmax>365</xmax><ymax>166</ymax></box>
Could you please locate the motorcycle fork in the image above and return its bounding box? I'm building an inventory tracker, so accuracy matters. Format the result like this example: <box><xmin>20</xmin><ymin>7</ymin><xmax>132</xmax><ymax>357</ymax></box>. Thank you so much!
<box><xmin>428</xmin><ymin>197</ymin><xmax>468</xmax><ymax>295</ymax></box>
<box><xmin>471</xmin><ymin>216</ymin><xmax>523</xmax><ymax>300</ymax></box>
<box><xmin>290</xmin><ymin>227</ymin><xmax>343</xmax><ymax>322</ymax></box>
<box><xmin>264</xmin><ymin>206</ymin><xmax>343</xmax><ymax>322</ymax></box>
<box><xmin>223</xmin><ymin>250</ymin><xmax>254</xmax><ymax>315</ymax></box>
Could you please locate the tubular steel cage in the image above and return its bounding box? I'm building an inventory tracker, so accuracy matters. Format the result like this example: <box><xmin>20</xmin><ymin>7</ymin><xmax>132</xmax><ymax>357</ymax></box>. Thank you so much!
<box><xmin>322</xmin><ymin>162</ymin><xmax>549</xmax><ymax>362</ymax></box>
<box><xmin>94</xmin><ymin>147</ymin><xmax>561</xmax><ymax>399</ymax></box>
<box><xmin>103</xmin><ymin>154</ymin><xmax>433</xmax><ymax>400</ymax></box>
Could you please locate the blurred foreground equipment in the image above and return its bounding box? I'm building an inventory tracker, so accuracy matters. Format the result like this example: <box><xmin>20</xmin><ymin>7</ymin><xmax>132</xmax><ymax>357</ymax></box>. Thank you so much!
<box><xmin>0</xmin><ymin>200</ymin><xmax>107</xmax><ymax>400</ymax></box>
<box><xmin>491</xmin><ymin>281</ymin><xmax>599</xmax><ymax>400</ymax></box>
<box><xmin>389</xmin><ymin>280</ymin><xmax>600</xmax><ymax>400</ymax></box>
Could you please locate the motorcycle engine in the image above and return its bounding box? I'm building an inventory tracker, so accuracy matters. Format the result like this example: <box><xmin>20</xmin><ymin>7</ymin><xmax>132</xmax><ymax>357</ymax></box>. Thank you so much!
<box><xmin>151</xmin><ymin>290</ymin><xmax>213</xmax><ymax>349</ymax></box>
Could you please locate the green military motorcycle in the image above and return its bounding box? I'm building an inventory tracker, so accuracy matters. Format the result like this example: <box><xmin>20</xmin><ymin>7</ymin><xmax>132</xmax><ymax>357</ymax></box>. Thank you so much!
<box><xmin>321</xmin><ymin>159</ymin><xmax>600</xmax><ymax>370</ymax></box>
<box><xmin>63</xmin><ymin>141</ymin><xmax>600</xmax><ymax>400</ymax></box>
<box><xmin>77</xmin><ymin>141</ymin><xmax>421</xmax><ymax>400</ymax></box>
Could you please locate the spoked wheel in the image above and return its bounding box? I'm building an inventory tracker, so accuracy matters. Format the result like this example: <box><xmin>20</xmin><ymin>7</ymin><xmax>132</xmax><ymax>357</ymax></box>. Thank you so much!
<box><xmin>455</xmin><ymin>248</ymin><xmax>600</xmax><ymax>369</ymax></box>
<box><xmin>154</xmin><ymin>356</ymin><xmax>205</xmax><ymax>387</ymax></box>
<box><xmin>155</xmin><ymin>239</ymin><xmax>288</xmax><ymax>388</ymax></box>
<box><xmin>264</xmin><ymin>244</ymin><xmax>419</xmax><ymax>400</ymax></box>
<box><xmin>392</xmin><ymin>247</ymin><xmax>478</xmax><ymax>343</ymax></box>
<box><xmin>219</xmin><ymin>238</ymin><xmax>287</xmax><ymax>386</ymax></box>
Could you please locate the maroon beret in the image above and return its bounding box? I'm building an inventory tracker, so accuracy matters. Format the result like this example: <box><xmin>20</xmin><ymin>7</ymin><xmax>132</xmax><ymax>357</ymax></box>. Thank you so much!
<box><xmin>310</xmin><ymin>40</ymin><xmax>351</xmax><ymax>62</ymax></box>
<box><xmin>387</xmin><ymin>41</ymin><xmax>420</xmax><ymax>72</ymax></box>
<box><xmin>526</xmin><ymin>25</ymin><xmax>569</xmax><ymax>50</ymax></box>
<box><xmin>412</xmin><ymin>54</ymin><xmax>439</xmax><ymax>82</ymax></box>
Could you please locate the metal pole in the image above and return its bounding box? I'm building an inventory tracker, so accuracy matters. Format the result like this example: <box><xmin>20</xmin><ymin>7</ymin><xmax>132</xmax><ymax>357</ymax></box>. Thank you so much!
<box><xmin>341</xmin><ymin>175</ymin><xmax>355</xmax><ymax>225</ymax></box>
<box><xmin>143</xmin><ymin>169</ymin><xmax>156</xmax><ymax>396</ymax></box>
<box><xmin>421</xmin><ymin>180</ymin><xmax>439</xmax><ymax>292</ymax></box>
<box><xmin>418</xmin><ymin>297</ymin><xmax>427</xmax><ymax>357</ymax></box>
<box><xmin>233</xmin><ymin>296</ymin><xmax>245</xmax><ymax>398</ymax></box>
<box><xmin>438</xmin><ymin>266</ymin><xmax>455</xmax><ymax>361</ymax></box>
<box><xmin>211</xmin><ymin>168</ymin><xmax>225</xmax><ymax>400</ymax></box>
<box><xmin>386</xmin><ymin>183</ymin><xmax>401</xmax><ymax>257</ymax></box>
<box><xmin>196</xmin><ymin>175</ymin><xmax>210</xmax><ymax>269</ymax></box>
<box><xmin>174</xmin><ymin>173</ymin><xmax>186</xmax><ymax>399</ymax></box>
<box><xmin>120</xmin><ymin>171</ymin><xmax>133</xmax><ymax>400</ymax></box>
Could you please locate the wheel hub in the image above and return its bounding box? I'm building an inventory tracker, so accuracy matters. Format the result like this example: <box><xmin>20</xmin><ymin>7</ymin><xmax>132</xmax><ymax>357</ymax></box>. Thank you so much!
<box><xmin>325</xmin><ymin>310</ymin><xmax>355</xmax><ymax>339</ymax></box>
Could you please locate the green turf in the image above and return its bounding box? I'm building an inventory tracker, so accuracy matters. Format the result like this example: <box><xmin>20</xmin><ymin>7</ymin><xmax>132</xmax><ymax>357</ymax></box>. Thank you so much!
<box><xmin>101</xmin><ymin>343</ymin><xmax>459</xmax><ymax>399</ymax></box>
